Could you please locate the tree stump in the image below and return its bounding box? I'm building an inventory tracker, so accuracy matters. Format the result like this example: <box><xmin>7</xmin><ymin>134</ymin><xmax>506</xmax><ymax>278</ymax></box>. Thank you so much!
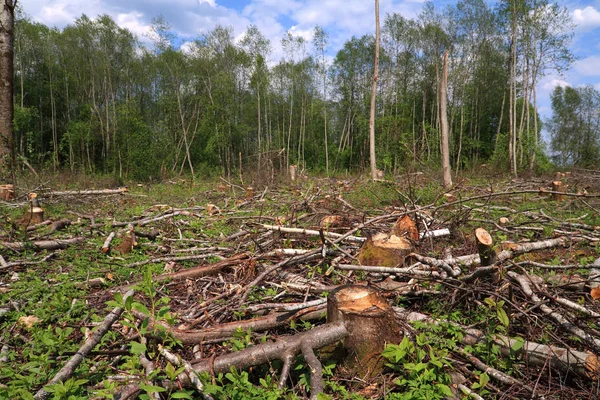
<box><xmin>475</xmin><ymin>228</ymin><xmax>497</xmax><ymax>266</ymax></box>
<box><xmin>358</xmin><ymin>233</ymin><xmax>413</xmax><ymax>267</ymax></box>
<box><xmin>327</xmin><ymin>285</ymin><xmax>403</xmax><ymax>378</ymax></box>
<box><xmin>289</xmin><ymin>164</ymin><xmax>297</xmax><ymax>182</ymax></box>
<box><xmin>552</xmin><ymin>180</ymin><xmax>565</xmax><ymax>201</ymax></box>
<box><xmin>0</xmin><ymin>184</ymin><xmax>14</xmax><ymax>200</ymax></box>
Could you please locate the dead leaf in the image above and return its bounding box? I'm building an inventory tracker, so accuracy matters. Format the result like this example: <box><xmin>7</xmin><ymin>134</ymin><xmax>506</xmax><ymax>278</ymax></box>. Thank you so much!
<box><xmin>18</xmin><ymin>315</ymin><xmax>41</xmax><ymax>328</ymax></box>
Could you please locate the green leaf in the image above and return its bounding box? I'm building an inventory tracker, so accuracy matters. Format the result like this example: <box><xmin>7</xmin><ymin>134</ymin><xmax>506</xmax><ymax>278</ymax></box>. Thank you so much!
<box><xmin>511</xmin><ymin>337</ymin><xmax>525</xmax><ymax>352</ymax></box>
<box><xmin>438</xmin><ymin>384</ymin><xmax>453</xmax><ymax>397</ymax></box>
<box><xmin>129</xmin><ymin>341</ymin><xmax>147</xmax><ymax>355</ymax></box>
<box><xmin>125</xmin><ymin>294</ymin><xmax>134</xmax><ymax>311</ymax></box>
<box><xmin>497</xmin><ymin>307</ymin><xmax>509</xmax><ymax>327</ymax></box>
<box><xmin>479</xmin><ymin>372</ymin><xmax>489</xmax><ymax>387</ymax></box>
<box><xmin>170</xmin><ymin>391</ymin><xmax>194</xmax><ymax>399</ymax></box>
<box><xmin>132</xmin><ymin>302</ymin><xmax>151</xmax><ymax>316</ymax></box>
<box><xmin>139</xmin><ymin>383</ymin><xmax>166</xmax><ymax>393</ymax></box>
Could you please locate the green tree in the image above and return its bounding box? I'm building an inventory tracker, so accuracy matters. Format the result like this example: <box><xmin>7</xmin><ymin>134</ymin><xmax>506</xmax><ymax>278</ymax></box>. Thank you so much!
<box><xmin>549</xmin><ymin>85</ymin><xmax>600</xmax><ymax>167</ymax></box>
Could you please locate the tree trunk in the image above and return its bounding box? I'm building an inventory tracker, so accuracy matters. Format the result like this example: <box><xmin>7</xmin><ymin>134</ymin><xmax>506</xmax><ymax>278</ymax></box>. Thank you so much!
<box><xmin>0</xmin><ymin>0</ymin><xmax>16</xmax><ymax>180</ymax></box>
<box><xmin>440</xmin><ymin>50</ymin><xmax>452</xmax><ymax>188</ymax></box>
<box><xmin>369</xmin><ymin>0</ymin><xmax>380</xmax><ymax>180</ymax></box>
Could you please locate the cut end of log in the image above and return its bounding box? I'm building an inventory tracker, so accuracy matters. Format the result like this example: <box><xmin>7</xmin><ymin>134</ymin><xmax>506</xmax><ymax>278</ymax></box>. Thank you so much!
<box><xmin>591</xmin><ymin>287</ymin><xmax>600</xmax><ymax>301</ymax></box>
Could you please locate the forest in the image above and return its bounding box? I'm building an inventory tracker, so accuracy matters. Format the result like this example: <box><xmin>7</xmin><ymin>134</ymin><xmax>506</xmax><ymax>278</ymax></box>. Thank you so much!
<box><xmin>8</xmin><ymin>0</ymin><xmax>599</xmax><ymax>182</ymax></box>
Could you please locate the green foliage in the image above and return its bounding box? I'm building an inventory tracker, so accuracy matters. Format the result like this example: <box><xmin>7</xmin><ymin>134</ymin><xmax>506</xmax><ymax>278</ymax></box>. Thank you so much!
<box><xmin>383</xmin><ymin>335</ymin><xmax>454</xmax><ymax>400</ymax></box>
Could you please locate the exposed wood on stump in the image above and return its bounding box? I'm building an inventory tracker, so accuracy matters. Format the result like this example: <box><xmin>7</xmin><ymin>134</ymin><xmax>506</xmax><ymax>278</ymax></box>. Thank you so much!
<box><xmin>475</xmin><ymin>228</ymin><xmax>497</xmax><ymax>267</ymax></box>
<box><xmin>391</xmin><ymin>215</ymin><xmax>419</xmax><ymax>241</ymax></box>
<box><xmin>0</xmin><ymin>184</ymin><xmax>14</xmax><ymax>200</ymax></box>
<box><xmin>327</xmin><ymin>285</ymin><xmax>403</xmax><ymax>378</ymax></box>
<box><xmin>358</xmin><ymin>232</ymin><xmax>413</xmax><ymax>268</ymax></box>
<box><xmin>552</xmin><ymin>180</ymin><xmax>565</xmax><ymax>201</ymax></box>
<box><xmin>289</xmin><ymin>164</ymin><xmax>297</xmax><ymax>181</ymax></box>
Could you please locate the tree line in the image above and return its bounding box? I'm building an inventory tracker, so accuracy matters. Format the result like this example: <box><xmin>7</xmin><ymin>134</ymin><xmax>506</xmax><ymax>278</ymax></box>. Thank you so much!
<box><xmin>9</xmin><ymin>0</ymin><xmax>594</xmax><ymax>181</ymax></box>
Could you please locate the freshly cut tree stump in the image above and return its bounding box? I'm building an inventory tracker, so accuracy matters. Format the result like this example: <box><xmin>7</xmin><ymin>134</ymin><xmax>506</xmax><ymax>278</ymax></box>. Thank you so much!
<box><xmin>552</xmin><ymin>180</ymin><xmax>565</xmax><ymax>201</ymax></box>
<box><xmin>0</xmin><ymin>184</ymin><xmax>14</xmax><ymax>200</ymax></box>
<box><xmin>327</xmin><ymin>285</ymin><xmax>403</xmax><ymax>378</ymax></box>
<box><xmin>18</xmin><ymin>193</ymin><xmax>45</xmax><ymax>227</ymax></box>
<box><xmin>358</xmin><ymin>232</ymin><xmax>413</xmax><ymax>267</ymax></box>
<box><xmin>475</xmin><ymin>228</ymin><xmax>497</xmax><ymax>266</ymax></box>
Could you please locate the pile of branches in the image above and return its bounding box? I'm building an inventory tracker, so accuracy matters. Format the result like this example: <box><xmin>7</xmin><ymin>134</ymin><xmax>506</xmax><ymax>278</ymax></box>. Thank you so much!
<box><xmin>2</xmin><ymin>175</ymin><xmax>600</xmax><ymax>399</ymax></box>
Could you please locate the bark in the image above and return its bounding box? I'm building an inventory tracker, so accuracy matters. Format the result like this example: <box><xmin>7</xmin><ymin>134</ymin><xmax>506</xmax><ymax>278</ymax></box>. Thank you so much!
<box><xmin>440</xmin><ymin>50</ymin><xmax>452</xmax><ymax>188</ymax></box>
<box><xmin>34</xmin><ymin>290</ymin><xmax>134</xmax><ymax>400</ymax></box>
<box><xmin>475</xmin><ymin>228</ymin><xmax>497</xmax><ymax>267</ymax></box>
<box><xmin>0</xmin><ymin>0</ymin><xmax>16</xmax><ymax>177</ymax></box>
<box><xmin>369</xmin><ymin>0</ymin><xmax>380</xmax><ymax>180</ymax></box>
<box><xmin>1</xmin><ymin>236</ymin><xmax>85</xmax><ymax>252</ymax></box>
<box><xmin>193</xmin><ymin>322</ymin><xmax>347</xmax><ymax>400</ymax></box>
<box><xmin>358</xmin><ymin>232</ymin><xmax>413</xmax><ymax>268</ymax></box>
<box><xmin>327</xmin><ymin>285</ymin><xmax>403</xmax><ymax>378</ymax></box>
<box><xmin>47</xmin><ymin>188</ymin><xmax>128</xmax><ymax>196</ymax></box>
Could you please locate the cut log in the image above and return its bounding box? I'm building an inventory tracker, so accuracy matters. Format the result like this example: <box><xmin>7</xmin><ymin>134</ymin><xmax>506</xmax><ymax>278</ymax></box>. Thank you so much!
<box><xmin>358</xmin><ymin>232</ymin><xmax>413</xmax><ymax>268</ymax></box>
<box><xmin>552</xmin><ymin>180</ymin><xmax>565</xmax><ymax>201</ymax></box>
<box><xmin>0</xmin><ymin>184</ymin><xmax>14</xmax><ymax>200</ymax></box>
<box><xmin>475</xmin><ymin>228</ymin><xmax>497</xmax><ymax>267</ymax></box>
<box><xmin>327</xmin><ymin>285</ymin><xmax>403</xmax><ymax>378</ymax></box>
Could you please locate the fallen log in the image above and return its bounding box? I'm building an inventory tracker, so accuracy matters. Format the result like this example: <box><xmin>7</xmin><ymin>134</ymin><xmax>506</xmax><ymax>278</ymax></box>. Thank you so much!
<box><xmin>1</xmin><ymin>237</ymin><xmax>85</xmax><ymax>252</ymax></box>
<box><xmin>47</xmin><ymin>188</ymin><xmax>128</xmax><ymax>196</ymax></box>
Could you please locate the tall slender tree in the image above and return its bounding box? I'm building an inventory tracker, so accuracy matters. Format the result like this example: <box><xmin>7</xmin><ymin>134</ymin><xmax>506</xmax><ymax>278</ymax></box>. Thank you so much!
<box><xmin>0</xmin><ymin>0</ymin><xmax>17</xmax><ymax>179</ymax></box>
<box><xmin>440</xmin><ymin>50</ymin><xmax>452</xmax><ymax>187</ymax></box>
<box><xmin>369</xmin><ymin>0</ymin><xmax>380</xmax><ymax>179</ymax></box>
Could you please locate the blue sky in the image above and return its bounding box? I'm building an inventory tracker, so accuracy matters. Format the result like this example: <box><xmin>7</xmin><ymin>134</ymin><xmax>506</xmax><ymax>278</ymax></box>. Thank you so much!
<box><xmin>18</xmin><ymin>0</ymin><xmax>600</xmax><ymax>121</ymax></box>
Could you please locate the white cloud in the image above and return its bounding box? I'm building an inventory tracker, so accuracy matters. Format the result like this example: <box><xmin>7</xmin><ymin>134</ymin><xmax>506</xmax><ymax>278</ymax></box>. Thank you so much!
<box><xmin>575</xmin><ymin>56</ymin><xmax>600</xmax><ymax>77</ymax></box>
<box><xmin>543</xmin><ymin>78</ymin><xmax>570</xmax><ymax>90</ymax></box>
<box><xmin>198</xmin><ymin>0</ymin><xmax>216</xmax><ymax>6</ymax></box>
<box><xmin>115</xmin><ymin>12</ymin><xmax>152</xmax><ymax>38</ymax></box>
<box><xmin>573</xmin><ymin>6</ymin><xmax>600</xmax><ymax>30</ymax></box>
